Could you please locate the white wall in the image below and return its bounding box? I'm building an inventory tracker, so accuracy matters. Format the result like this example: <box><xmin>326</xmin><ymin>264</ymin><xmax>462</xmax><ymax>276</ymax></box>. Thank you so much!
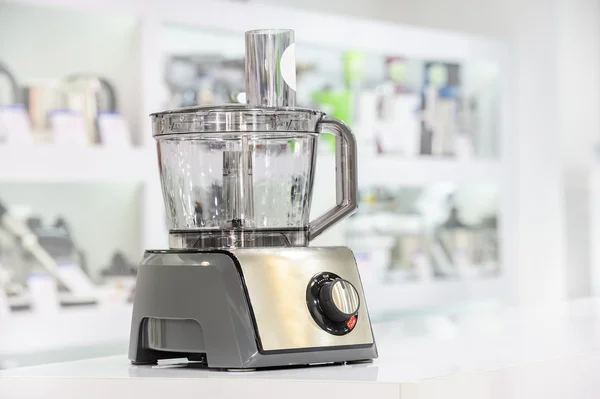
<box><xmin>558</xmin><ymin>0</ymin><xmax>600</xmax><ymax>298</ymax></box>
<box><xmin>258</xmin><ymin>0</ymin><xmax>511</xmax><ymax>38</ymax></box>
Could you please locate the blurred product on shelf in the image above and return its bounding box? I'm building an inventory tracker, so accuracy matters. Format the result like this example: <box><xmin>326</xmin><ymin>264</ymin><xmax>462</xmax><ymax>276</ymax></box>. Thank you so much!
<box><xmin>0</xmin><ymin>199</ymin><xmax>100</xmax><ymax>314</ymax></box>
<box><xmin>348</xmin><ymin>187</ymin><xmax>431</xmax><ymax>283</ymax></box>
<box><xmin>474</xmin><ymin>215</ymin><xmax>499</xmax><ymax>274</ymax></box>
<box><xmin>22</xmin><ymin>80</ymin><xmax>64</xmax><ymax>143</ymax></box>
<box><xmin>342</xmin><ymin>50</ymin><xmax>365</xmax><ymax>126</ymax></box>
<box><xmin>0</xmin><ymin>61</ymin><xmax>20</xmax><ymax>106</ymax></box>
<box><xmin>0</xmin><ymin>61</ymin><xmax>31</xmax><ymax>145</ymax></box>
<box><xmin>99</xmin><ymin>251</ymin><xmax>137</xmax><ymax>304</ymax></box>
<box><xmin>62</xmin><ymin>74</ymin><xmax>125</xmax><ymax>146</ymax></box>
<box><xmin>0</xmin><ymin>272</ymin><xmax>9</xmax><ymax>317</ymax></box>
<box><xmin>374</xmin><ymin>57</ymin><xmax>420</xmax><ymax>156</ymax></box>
<box><xmin>352</xmin><ymin>90</ymin><xmax>378</xmax><ymax>155</ymax></box>
<box><xmin>343</xmin><ymin>51</ymin><xmax>366</xmax><ymax>90</ymax></box>
<box><xmin>0</xmin><ymin>61</ymin><xmax>130</xmax><ymax>147</ymax></box>
<box><xmin>30</xmin><ymin>216</ymin><xmax>97</xmax><ymax>307</ymax></box>
<box><xmin>310</xmin><ymin>52</ymin><xmax>364</xmax><ymax>154</ymax></box>
<box><xmin>436</xmin><ymin>204</ymin><xmax>476</xmax><ymax>276</ymax></box>
<box><xmin>23</xmin><ymin>74</ymin><xmax>125</xmax><ymax>146</ymax></box>
<box><xmin>421</xmin><ymin>62</ymin><xmax>460</xmax><ymax>157</ymax></box>
<box><xmin>464</xmin><ymin>62</ymin><xmax>500</xmax><ymax>158</ymax></box>
<box><xmin>387</xmin><ymin>213</ymin><xmax>430</xmax><ymax>281</ymax></box>
<box><xmin>164</xmin><ymin>54</ymin><xmax>246</xmax><ymax>107</ymax></box>
<box><xmin>312</xmin><ymin>87</ymin><xmax>351</xmax><ymax>153</ymax></box>
<box><xmin>100</xmin><ymin>252</ymin><xmax>136</xmax><ymax>278</ymax></box>
<box><xmin>164</xmin><ymin>53</ymin><xmax>317</xmax><ymax>109</ymax></box>
<box><xmin>347</xmin><ymin>185</ymin><xmax>499</xmax><ymax>284</ymax></box>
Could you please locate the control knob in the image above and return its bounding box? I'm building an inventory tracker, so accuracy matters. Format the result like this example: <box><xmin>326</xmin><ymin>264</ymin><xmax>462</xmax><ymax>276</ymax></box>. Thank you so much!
<box><xmin>318</xmin><ymin>279</ymin><xmax>360</xmax><ymax>323</ymax></box>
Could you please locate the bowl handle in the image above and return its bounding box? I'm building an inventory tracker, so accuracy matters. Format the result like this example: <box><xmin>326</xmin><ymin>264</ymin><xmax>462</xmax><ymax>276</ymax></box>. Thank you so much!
<box><xmin>308</xmin><ymin>116</ymin><xmax>358</xmax><ymax>241</ymax></box>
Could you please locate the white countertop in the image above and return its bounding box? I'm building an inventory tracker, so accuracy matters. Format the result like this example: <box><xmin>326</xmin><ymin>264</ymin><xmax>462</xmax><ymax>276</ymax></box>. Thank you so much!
<box><xmin>0</xmin><ymin>304</ymin><xmax>132</xmax><ymax>368</ymax></box>
<box><xmin>2</xmin><ymin>298</ymin><xmax>600</xmax><ymax>399</ymax></box>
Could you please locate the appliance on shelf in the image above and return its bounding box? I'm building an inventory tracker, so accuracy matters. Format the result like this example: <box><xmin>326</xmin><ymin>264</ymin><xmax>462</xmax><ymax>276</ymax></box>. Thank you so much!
<box><xmin>19</xmin><ymin>74</ymin><xmax>126</xmax><ymax>146</ymax></box>
<box><xmin>0</xmin><ymin>255</ymin><xmax>30</xmax><ymax>312</ymax></box>
<box><xmin>347</xmin><ymin>187</ymin><xmax>431</xmax><ymax>283</ymax></box>
<box><xmin>101</xmin><ymin>252</ymin><xmax>136</xmax><ymax>278</ymax></box>
<box><xmin>22</xmin><ymin>80</ymin><xmax>64</xmax><ymax>142</ymax></box>
<box><xmin>473</xmin><ymin>215</ymin><xmax>500</xmax><ymax>275</ymax></box>
<box><xmin>165</xmin><ymin>54</ymin><xmax>316</xmax><ymax>110</ymax></box>
<box><xmin>349</xmin><ymin>184</ymin><xmax>500</xmax><ymax>281</ymax></box>
<box><xmin>420</xmin><ymin>62</ymin><xmax>464</xmax><ymax>157</ymax></box>
<box><xmin>436</xmin><ymin>205</ymin><xmax>476</xmax><ymax>276</ymax></box>
<box><xmin>63</xmin><ymin>74</ymin><xmax>122</xmax><ymax>145</ymax></box>
<box><xmin>312</xmin><ymin>87</ymin><xmax>351</xmax><ymax>154</ymax></box>
<box><xmin>0</xmin><ymin>61</ymin><xmax>20</xmax><ymax>106</ymax></box>
<box><xmin>0</xmin><ymin>206</ymin><xmax>31</xmax><ymax>312</ymax></box>
<box><xmin>383</xmin><ymin>212</ymin><xmax>430</xmax><ymax>281</ymax></box>
<box><xmin>0</xmin><ymin>200</ymin><xmax>98</xmax><ymax>312</ymax></box>
<box><xmin>0</xmin><ymin>61</ymin><xmax>31</xmax><ymax>145</ymax></box>
<box><xmin>165</xmin><ymin>54</ymin><xmax>246</xmax><ymax>108</ymax></box>
<box><xmin>376</xmin><ymin>83</ymin><xmax>420</xmax><ymax>156</ymax></box>
<box><xmin>129</xmin><ymin>29</ymin><xmax>377</xmax><ymax>370</ymax></box>
<box><xmin>27</xmin><ymin>216</ymin><xmax>97</xmax><ymax>307</ymax></box>
<box><xmin>100</xmin><ymin>251</ymin><xmax>137</xmax><ymax>304</ymax></box>
<box><xmin>375</xmin><ymin>57</ymin><xmax>421</xmax><ymax>156</ymax></box>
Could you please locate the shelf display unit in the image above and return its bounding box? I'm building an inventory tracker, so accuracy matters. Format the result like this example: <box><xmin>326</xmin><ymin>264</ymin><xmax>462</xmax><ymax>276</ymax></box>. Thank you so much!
<box><xmin>0</xmin><ymin>0</ymin><xmax>515</xmax><ymax>366</ymax></box>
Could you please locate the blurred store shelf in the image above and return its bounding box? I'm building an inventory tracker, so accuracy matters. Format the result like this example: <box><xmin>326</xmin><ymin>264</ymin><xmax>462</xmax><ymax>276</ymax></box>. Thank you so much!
<box><xmin>316</xmin><ymin>155</ymin><xmax>501</xmax><ymax>187</ymax></box>
<box><xmin>358</xmin><ymin>157</ymin><xmax>501</xmax><ymax>186</ymax></box>
<box><xmin>0</xmin><ymin>304</ymin><xmax>132</xmax><ymax>368</ymax></box>
<box><xmin>3</xmin><ymin>0</ymin><xmax>143</xmax><ymax>14</ymax></box>
<box><xmin>0</xmin><ymin>147</ymin><xmax>155</xmax><ymax>183</ymax></box>
<box><xmin>363</xmin><ymin>277</ymin><xmax>505</xmax><ymax>317</ymax></box>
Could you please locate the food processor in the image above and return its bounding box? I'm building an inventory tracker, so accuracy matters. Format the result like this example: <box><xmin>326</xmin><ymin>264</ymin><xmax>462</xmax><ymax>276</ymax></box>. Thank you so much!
<box><xmin>129</xmin><ymin>29</ymin><xmax>377</xmax><ymax>370</ymax></box>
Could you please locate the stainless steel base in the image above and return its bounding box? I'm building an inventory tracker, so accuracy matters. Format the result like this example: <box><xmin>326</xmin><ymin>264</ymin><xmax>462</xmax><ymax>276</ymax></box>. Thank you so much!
<box><xmin>128</xmin><ymin>247</ymin><xmax>377</xmax><ymax>369</ymax></box>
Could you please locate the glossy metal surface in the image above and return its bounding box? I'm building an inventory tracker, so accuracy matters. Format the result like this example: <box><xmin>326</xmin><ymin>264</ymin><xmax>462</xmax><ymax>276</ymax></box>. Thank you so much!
<box><xmin>245</xmin><ymin>29</ymin><xmax>296</xmax><ymax>107</ymax></box>
<box><xmin>231</xmin><ymin>247</ymin><xmax>374</xmax><ymax>351</ymax></box>
<box><xmin>330</xmin><ymin>280</ymin><xmax>360</xmax><ymax>315</ymax></box>
<box><xmin>222</xmin><ymin>149</ymin><xmax>254</xmax><ymax>228</ymax></box>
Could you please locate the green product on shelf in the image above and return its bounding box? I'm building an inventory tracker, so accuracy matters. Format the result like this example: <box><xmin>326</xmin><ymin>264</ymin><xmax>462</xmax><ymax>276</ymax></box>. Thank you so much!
<box><xmin>386</xmin><ymin>57</ymin><xmax>408</xmax><ymax>84</ymax></box>
<box><xmin>312</xmin><ymin>89</ymin><xmax>352</xmax><ymax>153</ymax></box>
<box><xmin>343</xmin><ymin>51</ymin><xmax>367</xmax><ymax>87</ymax></box>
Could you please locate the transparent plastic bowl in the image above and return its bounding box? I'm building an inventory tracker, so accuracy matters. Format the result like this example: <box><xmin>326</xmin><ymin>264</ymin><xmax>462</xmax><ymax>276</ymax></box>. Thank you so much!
<box><xmin>152</xmin><ymin>105</ymin><xmax>357</xmax><ymax>248</ymax></box>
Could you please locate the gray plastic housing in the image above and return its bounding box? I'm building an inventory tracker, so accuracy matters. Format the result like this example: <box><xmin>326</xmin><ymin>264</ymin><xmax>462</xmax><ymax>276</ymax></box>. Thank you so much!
<box><xmin>128</xmin><ymin>249</ymin><xmax>377</xmax><ymax>369</ymax></box>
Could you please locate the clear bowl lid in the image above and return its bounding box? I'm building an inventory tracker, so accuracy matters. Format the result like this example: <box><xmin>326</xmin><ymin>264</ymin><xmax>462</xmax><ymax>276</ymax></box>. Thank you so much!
<box><xmin>151</xmin><ymin>105</ymin><xmax>324</xmax><ymax>137</ymax></box>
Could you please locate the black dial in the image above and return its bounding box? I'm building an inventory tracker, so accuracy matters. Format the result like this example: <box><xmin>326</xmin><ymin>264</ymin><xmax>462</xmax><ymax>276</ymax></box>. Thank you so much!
<box><xmin>318</xmin><ymin>279</ymin><xmax>360</xmax><ymax>322</ymax></box>
<box><xmin>306</xmin><ymin>272</ymin><xmax>360</xmax><ymax>335</ymax></box>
